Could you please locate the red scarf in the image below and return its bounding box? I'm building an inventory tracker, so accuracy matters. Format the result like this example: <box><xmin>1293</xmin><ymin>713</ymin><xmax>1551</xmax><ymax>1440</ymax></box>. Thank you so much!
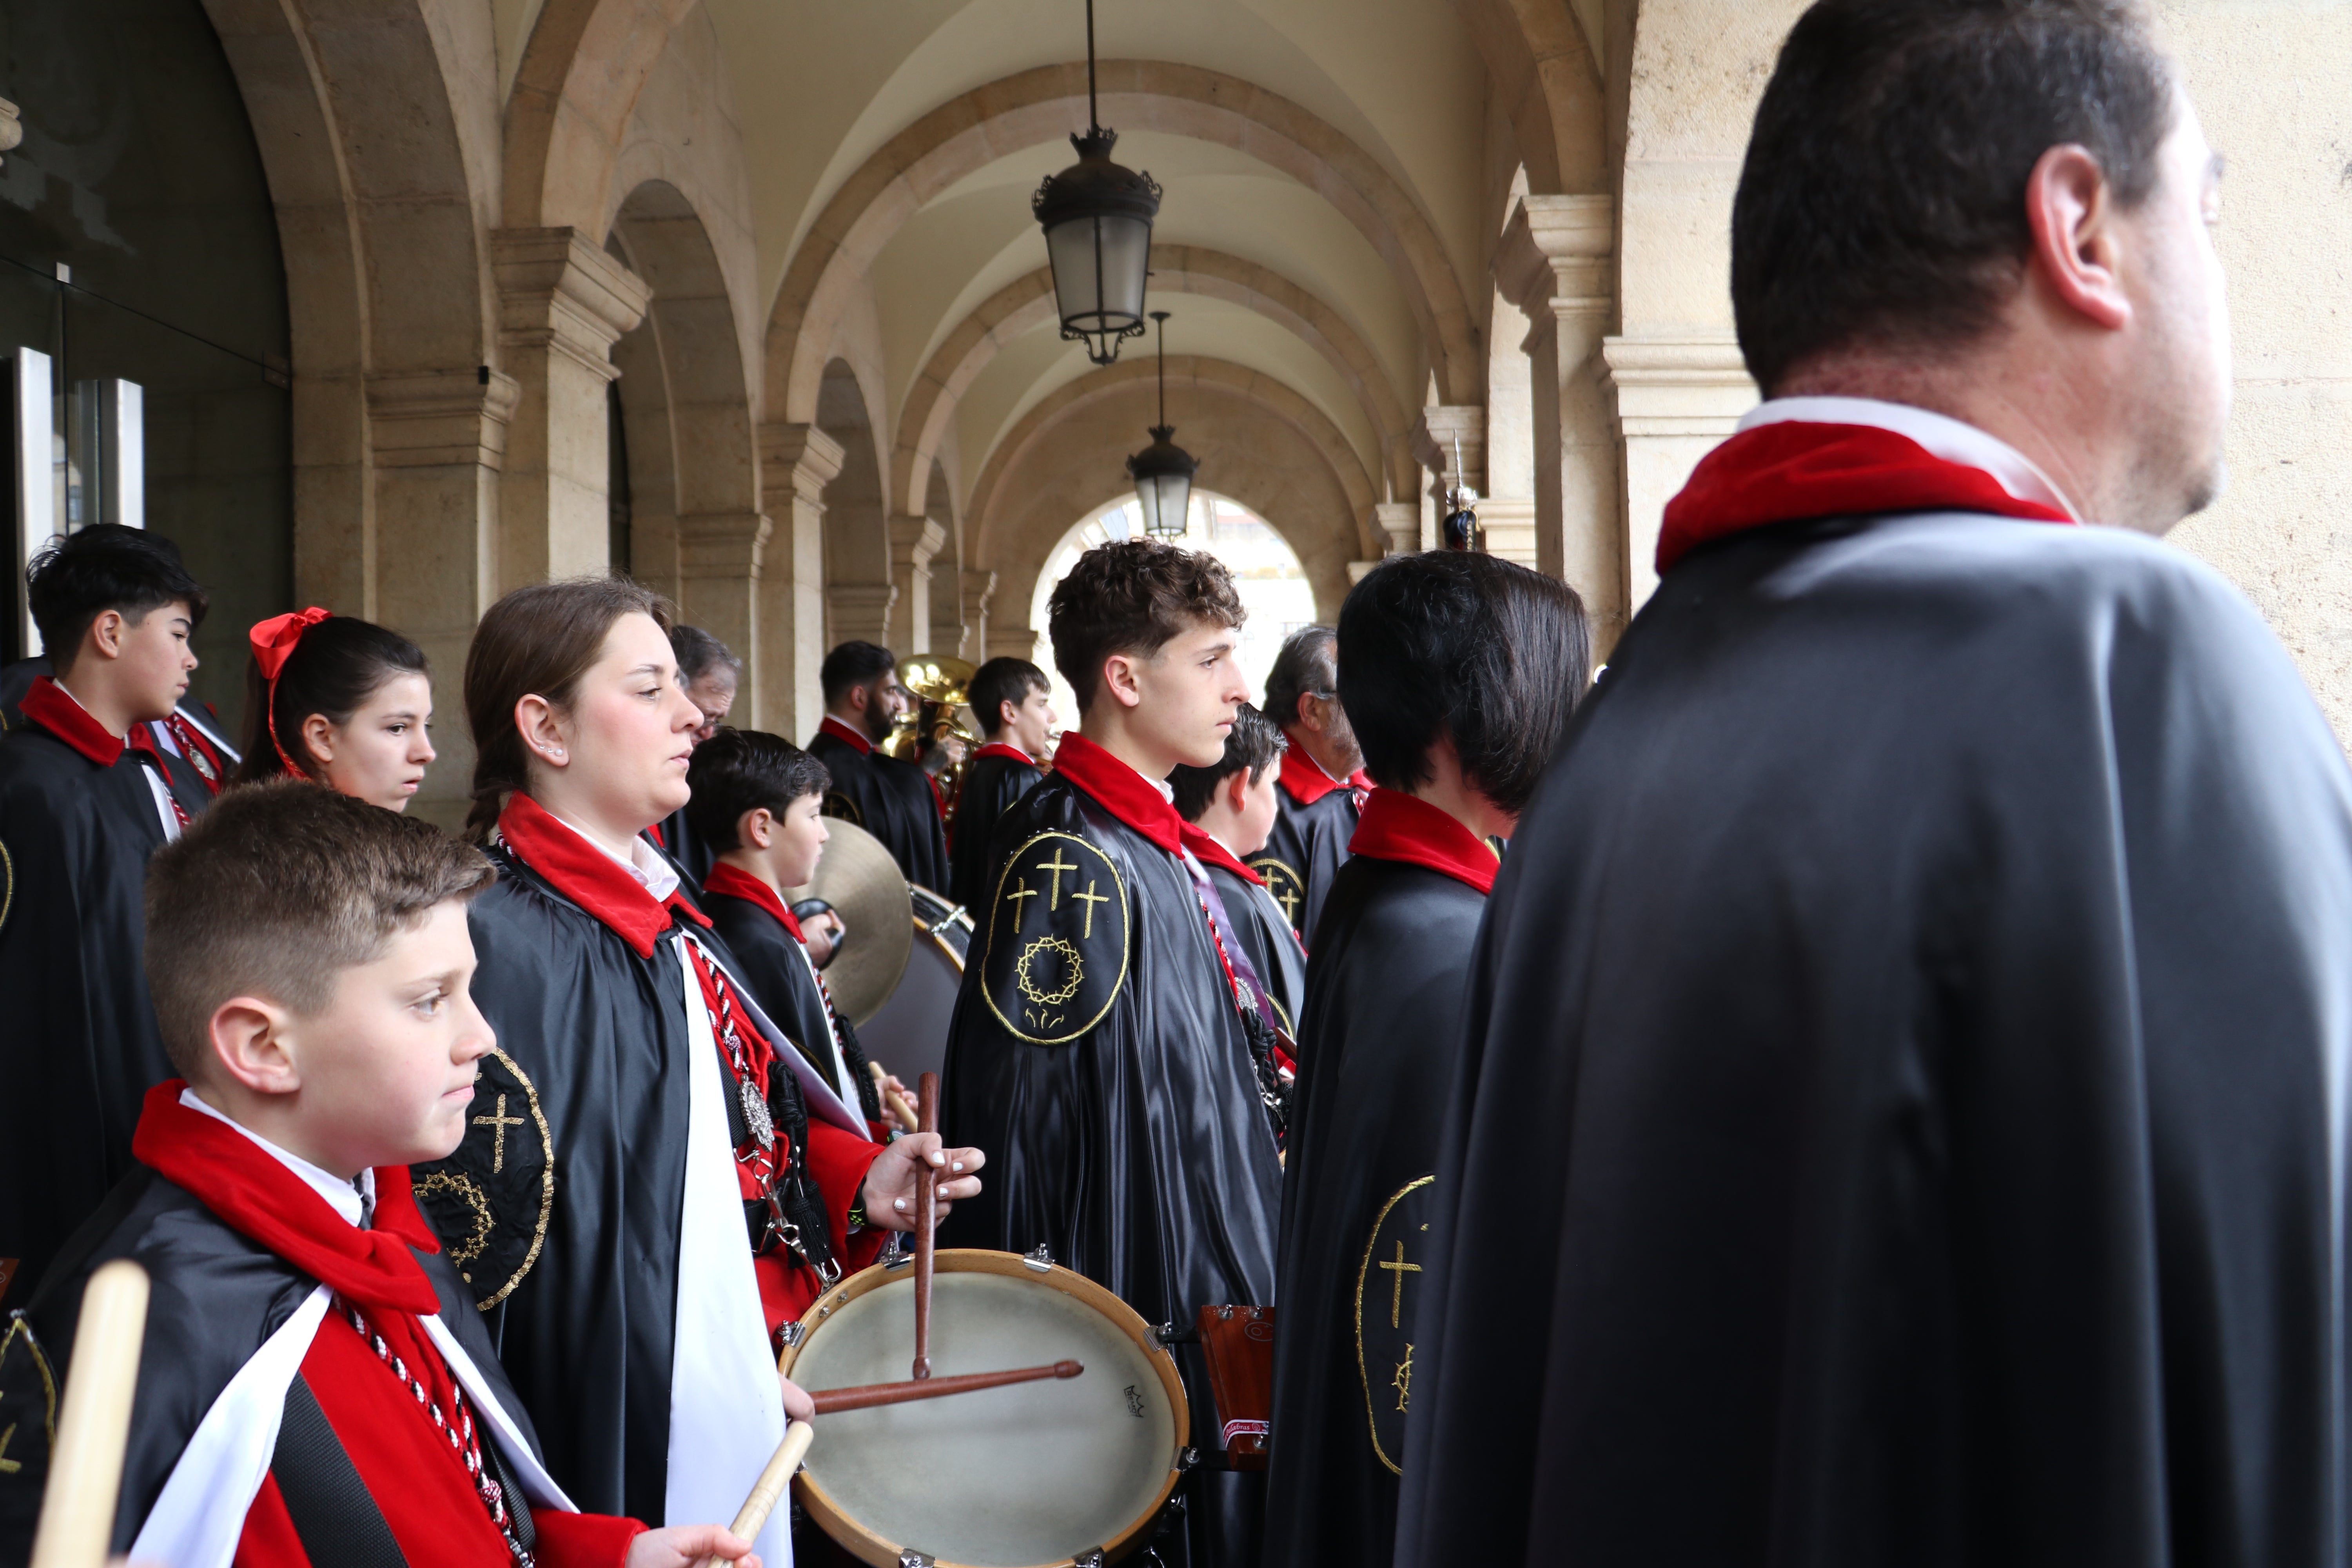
<box><xmin>817</xmin><ymin>715</ymin><xmax>875</xmax><ymax>755</ymax></box>
<box><xmin>496</xmin><ymin>791</ymin><xmax>711</xmax><ymax>958</ymax></box>
<box><xmin>1051</xmin><ymin>731</ymin><xmax>1186</xmax><ymax>855</ymax></box>
<box><xmin>702</xmin><ymin>859</ymin><xmax>808</xmax><ymax>942</ymax></box>
<box><xmin>131</xmin><ymin>1082</ymin><xmax>442</xmax><ymax>1314</ymax></box>
<box><xmin>1349</xmin><ymin>788</ymin><xmax>1500</xmax><ymax>896</ymax></box>
<box><xmin>973</xmin><ymin>742</ymin><xmax>1034</xmax><ymax>765</ymax></box>
<box><xmin>1657</xmin><ymin>419</ymin><xmax>2074</xmax><ymax>574</ymax></box>
<box><xmin>1180</xmin><ymin>823</ymin><xmax>1265</xmax><ymax>885</ymax></box>
<box><xmin>1277</xmin><ymin>738</ymin><xmax>1368</xmax><ymax>808</ymax></box>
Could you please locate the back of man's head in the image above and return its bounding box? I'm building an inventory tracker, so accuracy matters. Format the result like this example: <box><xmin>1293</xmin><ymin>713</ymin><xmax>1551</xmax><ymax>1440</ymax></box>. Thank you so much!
<box><xmin>1338</xmin><ymin>552</ymin><xmax>1588</xmax><ymax>817</ymax></box>
<box><xmin>686</xmin><ymin>728</ymin><xmax>830</xmax><ymax>849</ymax></box>
<box><xmin>144</xmin><ymin>781</ymin><xmax>495</xmax><ymax>1082</ymax></box>
<box><xmin>27</xmin><ymin>523</ymin><xmax>210</xmax><ymax>673</ymax></box>
<box><xmin>1262</xmin><ymin>626</ymin><xmax>1336</xmax><ymax>733</ymax></box>
<box><xmin>968</xmin><ymin>657</ymin><xmax>1049</xmax><ymax>736</ymax></box>
<box><xmin>1733</xmin><ymin>0</ymin><xmax>2174</xmax><ymax>396</ymax></box>
<box><xmin>1047</xmin><ymin>539</ymin><xmax>1243</xmax><ymax>714</ymax></box>
<box><xmin>821</xmin><ymin>640</ymin><xmax>897</xmax><ymax>705</ymax></box>
<box><xmin>1171</xmin><ymin>704</ymin><xmax>1286</xmax><ymax>823</ymax></box>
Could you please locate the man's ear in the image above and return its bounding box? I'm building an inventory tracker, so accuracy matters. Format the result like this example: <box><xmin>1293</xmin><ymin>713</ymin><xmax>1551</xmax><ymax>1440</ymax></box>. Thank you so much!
<box><xmin>209</xmin><ymin>996</ymin><xmax>302</xmax><ymax>1096</ymax></box>
<box><xmin>999</xmin><ymin>698</ymin><xmax>1019</xmax><ymax>732</ymax></box>
<box><xmin>2024</xmin><ymin>143</ymin><xmax>2131</xmax><ymax>332</ymax></box>
<box><xmin>1100</xmin><ymin>652</ymin><xmax>1147</xmax><ymax>711</ymax></box>
<box><xmin>740</xmin><ymin>805</ymin><xmax>775</xmax><ymax>850</ymax></box>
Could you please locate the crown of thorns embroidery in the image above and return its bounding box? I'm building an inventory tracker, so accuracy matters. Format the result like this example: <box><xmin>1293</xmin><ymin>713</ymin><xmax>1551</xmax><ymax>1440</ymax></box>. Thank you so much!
<box><xmin>1015</xmin><ymin>935</ymin><xmax>1085</xmax><ymax>1005</ymax></box>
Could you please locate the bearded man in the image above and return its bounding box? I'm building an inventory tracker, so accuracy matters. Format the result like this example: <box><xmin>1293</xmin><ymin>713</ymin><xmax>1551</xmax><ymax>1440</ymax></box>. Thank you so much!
<box><xmin>1396</xmin><ymin>4</ymin><xmax>2352</xmax><ymax>1565</ymax></box>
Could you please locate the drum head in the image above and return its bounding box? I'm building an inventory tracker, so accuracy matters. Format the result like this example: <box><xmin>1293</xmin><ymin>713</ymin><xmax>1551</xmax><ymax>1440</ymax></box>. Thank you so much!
<box><xmin>785</xmin><ymin>1252</ymin><xmax>1185</xmax><ymax>1567</ymax></box>
<box><xmin>859</xmin><ymin>895</ymin><xmax>970</xmax><ymax>1087</ymax></box>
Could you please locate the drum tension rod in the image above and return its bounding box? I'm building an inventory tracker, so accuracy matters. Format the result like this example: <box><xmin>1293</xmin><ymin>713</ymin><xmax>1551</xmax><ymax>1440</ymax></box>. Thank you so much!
<box><xmin>897</xmin><ymin>1552</ymin><xmax>935</xmax><ymax>1568</ymax></box>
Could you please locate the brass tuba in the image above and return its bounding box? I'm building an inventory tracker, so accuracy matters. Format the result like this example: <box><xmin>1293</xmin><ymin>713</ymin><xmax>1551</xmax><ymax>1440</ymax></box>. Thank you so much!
<box><xmin>891</xmin><ymin>655</ymin><xmax>982</xmax><ymax>822</ymax></box>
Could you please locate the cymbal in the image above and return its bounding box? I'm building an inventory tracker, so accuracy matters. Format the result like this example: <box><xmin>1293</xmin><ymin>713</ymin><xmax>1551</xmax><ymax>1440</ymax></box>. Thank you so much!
<box><xmin>782</xmin><ymin>819</ymin><xmax>915</xmax><ymax>1026</ymax></box>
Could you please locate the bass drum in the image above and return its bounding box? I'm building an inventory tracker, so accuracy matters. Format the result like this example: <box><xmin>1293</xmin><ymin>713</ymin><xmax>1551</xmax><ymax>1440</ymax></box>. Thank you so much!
<box><xmin>783</xmin><ymin>1249</ymin><xmax>1188</xmax><ymax>1567</ymax></box>
<box><xmin>855</xmin><ymin>884</ymin><xmax>972</xmax><ymax>1089</ymax></box>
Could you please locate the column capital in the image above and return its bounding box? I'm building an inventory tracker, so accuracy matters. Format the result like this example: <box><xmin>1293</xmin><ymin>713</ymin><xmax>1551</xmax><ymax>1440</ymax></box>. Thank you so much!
<box><xmin>1372</xmin><ymin>502</ymin><xmax>1419</xmax><ymax>557</ymax></box>
<box><xmin>366</xmin><ymin>367</ymin><xmax>520</xmax><ymax>470</ymax></box>
<box><xmin>1494</xmin><ymin>195</ymin><xmax>1615</xmax><ymax>323</ymax></box>
<box><xmin>1413</xmin><ymin>405</ymin><xmax>1486</xmax><ymax>497</ymax></box>
<box><xmin>890</xmin><ymin>515</ymin><xmax>950</xmax><ymax>571</ymax></box>
<box><xmin>491</xmin><ymin>228</ymin><xmax>650</xmax><ymax>382</ymax></box>
<box><xmin>762</xmin><ymin>423</ymin><xmax>846</xmax><ymax>502</ymax></box>
<box><xmin>1600</xmin><ymin>333</ymin><xmax>1757</xmax><ymax>439</ymax></box>
<box><xmin>679</xmin><ymin>510</ymin><xmax>774</xmax><ymax>576</ymax></box>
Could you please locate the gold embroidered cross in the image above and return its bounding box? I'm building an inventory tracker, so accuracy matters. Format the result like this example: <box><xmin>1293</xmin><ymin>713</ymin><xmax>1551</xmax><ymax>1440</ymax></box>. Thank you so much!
<box><xmin>0</xmin><ymin>1422</ymin><xmax>18</xmax><ymax>1475</ymax></box>
<box><xmin>1070</xmin><ymin>880</ymin><xmax>1111</xmax><ymax>939</ymax></box>
<box><xmin>1005</xmin><ymin>878</ymin><xmax>1038</xmax><ymax>931</ymax></box>
<box><xmin>1379</xmin><ymin>1240</ymin><xmax>1421</xmax><ymax>1328</ymax></box>
<box><xmin>474</xmin><ymin>1093</ymin><xmax>526</xmax><ymax>1174</ymax></box>
<box><xmin>1037</xmin><ymin>849</ymin><xmax>1079</xmax><ymax>908</ymax></box>
<box><xmin>1272</xmin><ymin>883</ymin><xmax>1302</xmax><ymax>924</ymax></box>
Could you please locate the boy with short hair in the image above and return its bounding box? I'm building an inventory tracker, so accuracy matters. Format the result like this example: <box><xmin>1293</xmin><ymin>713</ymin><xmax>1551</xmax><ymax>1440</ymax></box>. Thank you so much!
<box><xmin>0</xmin><ymin>524</ymin><xmax>220</xmax><ymax>1303</ymax></box>
<box><xmin>0</xmin><ymin>781</ymin><xmax>762</xmax><ymax>1568</ymax></box>
<box><xmin>1170</xmin><ymin>703</ymin><xmax>1306</xmax><ymax>1036</ymax></box>
<box><xmin>947</xmin><ymin>656</ymin><xmax>1054</xmax><ymax>910</ymax></box>
<box><xmin>941</xmin><ymin>538</ymin><xmax>1283</xmax><ymax>1566</ymax></box>
<box><xmin>687</xmin><ymin>728</ymin><xmax>895</xmax><ymax>1138</ymax></box>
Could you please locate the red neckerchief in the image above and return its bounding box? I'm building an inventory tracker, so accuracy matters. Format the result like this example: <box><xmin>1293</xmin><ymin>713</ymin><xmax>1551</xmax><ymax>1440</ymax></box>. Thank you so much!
<box><xmin>1657</xmin><ymin>420</ymin><xmax>2074</xmax><ymax>574</ymax></box>
<box><xmin>1180</xmin><ymin>823</ymin><xmax>1264</xmax><ymax>886</ymax></box>
<box><xmin>703</xmin><ymin>859</ymin><xmax>808</xmax><ymax>942</ymax></box>
<box><xmin>973</xmin><ymin>742</ymin><xmax>1034</xmax><ymax>765</ymax></box>
<box><xmin>1051</xmin><ymin>731</ymin><xmax>1185</xmax><ymax>855</ymax></box>
<box><xmin>131</xmin><ymin>1081</ymin><xmax>441</xmax><ymax>1314</ymax></box>
<box><xmin>1349</xmin><ymin>788</ymin><xmax>1500</xmax><ymax>896</ymax></box>
<box><xmin>496</xmin><ymin>791</ymin><xmax>711</xmax><ymax>958</ymax></box>
<box><xmin>1277</xmin><ymin>738</ymin><xmax>1350</xmax><ymax>807</ymax></box>
<box><xmin>22</xmin><ymin>676</ymin><xmax>129</xmax><ymax>766</ymax></box>
<box><xmin>817</xmin><ymin>715</ymin><xmax>875</xmax><ymax>755</ymax></box>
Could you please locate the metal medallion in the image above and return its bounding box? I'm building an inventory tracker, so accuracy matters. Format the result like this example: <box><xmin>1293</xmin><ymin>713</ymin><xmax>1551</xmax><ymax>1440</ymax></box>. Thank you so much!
<box><xmin>740</xmin><ymin>1077</ymin><xmax>776</xmax><ymax>1149</ymax></box>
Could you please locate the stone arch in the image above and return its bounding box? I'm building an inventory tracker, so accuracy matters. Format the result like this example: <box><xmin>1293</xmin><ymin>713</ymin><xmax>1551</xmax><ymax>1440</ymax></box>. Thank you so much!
<box><xmin>503</xmin><ymin>0</ymin><xmax>702</xmax><ymax>231</ymax></box>
<box><xmin>971</xmin><ymin>356</ymin><xmax>1376</xmax><ymax>637</ymax></box>
<box><xmin>1453</xmin><ymin>0</ymin><xmax>1608</xmax><ymax>197</ymax></box>
<box><xmin>766</xmin><ymin>60</ymin><xmax>1483</xmax><ymax>427</ymax></box>
<box><xmin>892</xmin><ymin>246</ymin><xmax>1417</xmax><ymax>527</ymax></box>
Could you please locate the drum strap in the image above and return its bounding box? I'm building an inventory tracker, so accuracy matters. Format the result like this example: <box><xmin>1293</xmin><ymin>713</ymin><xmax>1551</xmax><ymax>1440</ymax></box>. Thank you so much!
<box><xmin>271</xmin><ymin>1373</ymin><xmax>410</xmax><ymax>1568</ymax></box>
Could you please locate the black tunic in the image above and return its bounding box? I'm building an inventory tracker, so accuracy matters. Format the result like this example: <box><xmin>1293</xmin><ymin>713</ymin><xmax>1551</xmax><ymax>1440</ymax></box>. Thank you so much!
<box><xmin>938</xmin><ymin>739</ymin><xmax>1281</xmax><ymax>1566</ymax></box>
<box><xmin>809</xmin><ymin>725</ymin><xmax>949</xmax><ymax>892</ymax></box>
<box><xmin>1203</xmin><ymin>860</ymin><xmax>1306</xmax><ymax>1038</ymax></box>
<box><xmin>1265</xmin><ymin>852</ymin><xmax>1484</xmax><ymax>1568</ymax></box>
<box><xmin>1253</xmin><ymin>749</ymin><xmax>1358</xmax><ymax>948</ymax></box>
<box><xmin>701</xmin><ymin>874</ymin><xmax>884</xmax><ymax>1130</ymax></box>
<box><xmin>948</xmin><ymin>748</ymin><xmax>1044</xmax><ymax>910</ymax></box>
<box><xmin>0</xmin><ymin>704</ymin><xmax>210</xmax><ymax>1300</ymax></box>
<box><xmin>1394</xmin><ymin>511</ymin><xmax>2352</xmax><ymax>1568</ymax></box>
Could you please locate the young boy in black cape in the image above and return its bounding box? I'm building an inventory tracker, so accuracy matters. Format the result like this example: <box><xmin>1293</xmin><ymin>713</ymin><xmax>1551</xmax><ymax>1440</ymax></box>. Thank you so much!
<box><xmin>686</xmin><ymin>727</ymin><xmax>902</xmax><ymax>1140</ymax></box>
<box><xmin>0</xmin><ymin>781</ymin><xmax>761</xmax><ymax>1568</ymax></box>
<box><xmin>946</xmin><ymin>655</ymin><xmax>1054</xmax><ymax>911</ymax></box>
<box><xmin>1262</xmin><ymin>551</ymin><xmax>1585</xmax><ymax>1568</ymax></box>
<box><xmin>0</xmin><ymin>524</ymin><xmax>218</xmax><ymax>1304</ymax></box>
<box><xmin>1169</xmin><ymin>704</ymin><xmax>1306</xmax><ymax>1038</ymax></box>
<box><xmin>1252</xmin><ymin>626</ymin><xmax>1368</xmax><ymax>945</ymax></box>
<box><xmin>940</xmin><ymin>538</ymin><xmax>1283</xmax><ymax>1568</ymax></box>
<box><xmin>806</xmin><ymin>640</ymin><xmax>949</xmax><ymax>892</ymax></box>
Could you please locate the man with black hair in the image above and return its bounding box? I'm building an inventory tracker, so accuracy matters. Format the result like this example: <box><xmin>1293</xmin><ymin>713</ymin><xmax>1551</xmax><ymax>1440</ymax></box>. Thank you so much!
<box><xmin>808</xmin><ymin>639</ymin><xmax>949</xmax><ymax>892</ymax></box>
<box><xmin>940</xmin><ymin>539</ymin><xmax>1281</xmax><ymax>1568</ymax></box>
<box><xmin>947</xmin><ymin>655</ymin><xmax>1054</xmax><ymax>910</ymax></box>
<box><xmin>0</xmin><ymin>524</ymin><xmax>218</xmax><ymax>1302</ymax></box>
<box><xmin>1265</xmin><ymin>552</ymin><xmax>1585</xmax><ymax>1568</ymax></box>
<box><xmin>687</xmin><ymin>728</ymin><xmax>894</xmax><ymax>1141</ymax></box>
<box><xmin>1397</xmin><ymin>4</ymin><xmax>2352</xmax><ymax>1563</ymax></box>
<box><xmin>1255</xmin><ymin>625</ymin><xmax>1367</xmax><ymax>945</ymax></box>
<box><xmin>648</xmin><ymin>623</ymin><xmax>743</xmax><ymax>890</ymax></box>
<box><xmin>1170</xmin><ymin>704</ymin><xmax>1305</xmax><ymax>1037</ymax></box>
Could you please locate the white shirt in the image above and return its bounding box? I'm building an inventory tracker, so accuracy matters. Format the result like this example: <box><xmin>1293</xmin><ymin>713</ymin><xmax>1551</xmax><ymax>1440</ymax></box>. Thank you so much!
<box><xmin>1739</xmin><ymin>395</ymin><xmax>2083</xmax><ymax>522</ymax></box>
<box><xmin>545</xmin><ymin>809</ymin><xmax>682</xmax><ymax>904</ymax></box>
<box><xmin>178</xmin><ymin>1088</ymin><xmax>376</xmax><ymax>1227</ymax></box>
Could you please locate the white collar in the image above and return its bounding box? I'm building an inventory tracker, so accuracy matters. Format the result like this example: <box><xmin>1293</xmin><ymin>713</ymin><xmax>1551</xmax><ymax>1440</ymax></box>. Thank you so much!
<box><xmin>545</xmin><ymin>808</ymin><xmax>682</xmax><ymax>904</ymax></box>
<box><xmin>1738</xmin><ymin>396</ymin><xmax>2083</xmax><ymax>522</ymax></box>
<box><xmin>178</xmin><ymin>1088</ymin><xmax>376</xmax><ymax>1227</ymax></box>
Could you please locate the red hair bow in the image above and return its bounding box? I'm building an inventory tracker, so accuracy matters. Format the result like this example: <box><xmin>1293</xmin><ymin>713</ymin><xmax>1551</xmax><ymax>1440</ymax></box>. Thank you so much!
<box><xmin>249</xmin><ymin>606</ymin><xmax>333</xmax><ymax>775</ymax></box>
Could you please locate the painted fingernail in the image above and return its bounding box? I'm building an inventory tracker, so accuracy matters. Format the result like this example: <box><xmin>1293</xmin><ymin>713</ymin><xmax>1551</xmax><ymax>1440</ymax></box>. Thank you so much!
<box><xmin>893</xmin><ymin>1198</ymin><xmax>908</xmax><ymax>1211</ymax></box>
<box><xmin>953</xmin><ymin>1161</ymin><xmax>965</xmax><ymax>1172</ymax></box>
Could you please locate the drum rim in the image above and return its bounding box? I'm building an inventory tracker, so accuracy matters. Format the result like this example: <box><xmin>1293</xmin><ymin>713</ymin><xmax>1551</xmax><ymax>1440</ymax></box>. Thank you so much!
<box><xmin>779</xmin><ymin>1248</ymin><xmax>1190</xmax><ymax>1568</ymax></box>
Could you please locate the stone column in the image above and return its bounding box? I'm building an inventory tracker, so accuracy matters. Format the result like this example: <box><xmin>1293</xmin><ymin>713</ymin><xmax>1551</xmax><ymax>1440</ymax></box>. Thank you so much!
<box><xmin>678</xmin><ymin>510</ymin><xmax>773</xmax><ymax>716</ymax></box>
<box><xmin>1494</xmin><ymin>196</ymin><xmax>1622</xmax><ymax>643</ymax></box>
<box><xmin>759</xmin><ymin>424</ymin><xmax>842</xmax><ymax>740</ymax></box>
<box><xmin>1414</xmin><ymin>406</ymin><xmax>1486</xmax><ymax>511</ymax></box>
<box><xmin>1599</xmin><ymin>334</ymin><xmax>1756</xmax><ymax>614</ymax></box>
<box><xmin>366</xmin><ymin>366</ymin><xmax>519</xmax><ymax>827</ymax></box>
<box><xmin>887</xmin><ymin>515</ymin><xmax>948</xmax><ymax>654</ymax></box>
<box><xmin>958</xmin><ymin>570</ymin><xmax>996</xmax><ymax>661</ymax></box>
<box><xmin>1372</xmin><ymin>502</ymin><xmax>1419</xmax><ymax>557</ymax></box>
<box><xmin>828</xmin><ymin>584</ymin><xmax>897</xmax><ymax>653</ymax></box>
<box><xmin>491</xmin><ymin>228</ymin><xmax>650</xmax><ymax>593</ymax></box>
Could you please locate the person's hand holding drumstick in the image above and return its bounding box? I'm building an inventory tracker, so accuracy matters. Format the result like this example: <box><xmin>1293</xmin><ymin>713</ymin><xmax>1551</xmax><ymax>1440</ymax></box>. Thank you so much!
<box><xmin>858</xmin><ymin>1132</ymin><xmax>984</xmax><ymax>1228</ymax></box>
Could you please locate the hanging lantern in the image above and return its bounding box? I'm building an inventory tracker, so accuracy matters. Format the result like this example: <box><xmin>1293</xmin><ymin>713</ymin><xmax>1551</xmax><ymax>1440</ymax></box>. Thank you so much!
<box><xmin>1127</xmin><ymin>311</ymin><xmax>1197</xmax><ymax>538</ymax></box>
<box><xmin>1033</xmin><ymin>0</ymin><xmax>1161</xmax><ymax>365</ymax></box>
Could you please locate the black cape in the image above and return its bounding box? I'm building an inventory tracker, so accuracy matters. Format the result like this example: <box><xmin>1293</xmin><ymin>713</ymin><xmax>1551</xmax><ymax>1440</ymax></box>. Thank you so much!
<box><xmin>1263</xmin><ymin>854</ymin><xmax>1482</xmax><ymax>1568</ymax></box>
<box><xmin>1254</xmin><ymin>775</ymin><xmax>1356</xmax><ymax>948</ymax></box>
<box><xmin>0</xmin><ymin>1163</ymin><xmax>542</xmax><ymax>1561</ymax></box>
<box><xmin>1394</xmin><ymin>511</ymin><xmax>2352</xmax><ymax>1567</ymax></box>
<box><xmin>0</xmin><ymin>720</ymin><xmax>209</xmax><ymax>1301</ymax></box>
<box><xmin>1204</xmin><ymin>860</ymin><xmax>1306</xmax><ymax>1038</ymax></box>
<box><xmin>809</xmin><ymin>728</ymin><xmax>949</xmax><ymax>893</ymax></box>
<box><xmin>939</xmin><ymin>773</ymin><xmax>1282</xmax><ymax>1565</ymax></box>
<box><xmin>650</xmin><ymin>807</ymin><xmax>714</xmax><ymax>892</ymax></box>
<box><xmin>702</xmin><ymin>884</ymin><xmax>884</xmax><ymax>1129</ymax></box>
<box><xmin>948</xmin><ymin>750</ymin><xmax>1043</xmax><ymax>910</ymax></box>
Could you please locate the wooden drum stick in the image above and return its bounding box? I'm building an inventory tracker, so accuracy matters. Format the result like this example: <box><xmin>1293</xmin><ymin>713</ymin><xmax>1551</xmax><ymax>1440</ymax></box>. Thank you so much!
<box><xmin>868</xmin><ymin>1061</ymin><xmax>919</xmax><ymax>1132</ymax></box>
<box><xmin>811</xmin><ymin>1359</ymin><xmax>1082</xmax><ymax>1416</ymax></box>
<box><xmin>29</xmin><ymin>1259</ymin><xmax>151</xmax><ymax>1568</ymax></box>
<box><xmin>691</xmin><ymin>1419</ymin><xmax>816</xmax><ymax>1568</ymax></box>
<box><xmin>913</xmin><ymin>1071</ymin><xmax>940</xmax><ymax>1380</ymax></box>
